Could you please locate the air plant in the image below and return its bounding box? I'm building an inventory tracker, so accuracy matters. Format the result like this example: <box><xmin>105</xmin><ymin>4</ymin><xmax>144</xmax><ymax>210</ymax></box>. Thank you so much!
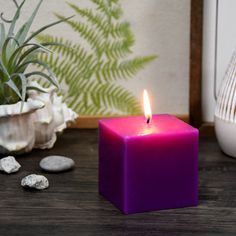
<box><xmin>0</xmin><ymin>0</ymin><xmax>72</xmax><ymax>106</ymax></box>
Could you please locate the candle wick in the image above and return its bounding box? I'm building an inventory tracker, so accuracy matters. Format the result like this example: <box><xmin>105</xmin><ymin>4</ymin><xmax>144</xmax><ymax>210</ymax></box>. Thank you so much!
<box><xmin>146</xmin><ymin>117</ymin><xmax>150</xmax><ymax>124</ymax></box>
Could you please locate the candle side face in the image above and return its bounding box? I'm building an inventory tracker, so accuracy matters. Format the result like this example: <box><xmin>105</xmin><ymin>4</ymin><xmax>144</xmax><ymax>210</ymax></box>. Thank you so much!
<box><xmin>99</xmin><ymin>115</ymin><xmax>196</xmax><ymax>138</ymax></box>
<box><xmin>124</xmin><ymin>130</ymin><xmax>198</xmax><ymax>213</ymax></box>
<box><xmin>99</xmin><ymin>122</ymin><xmax>126</xmax><ymax>211</ymax></box>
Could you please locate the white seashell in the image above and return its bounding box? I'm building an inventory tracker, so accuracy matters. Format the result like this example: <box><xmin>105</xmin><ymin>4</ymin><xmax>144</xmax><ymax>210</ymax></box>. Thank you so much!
<box><xmin>30</xmin><ymin>91</ymin><xmax>57</xmax><ymax>149</ymax></box>
<box><xmin>0</xmin><ymin>82</ymin><xmax>78</xmax><ymax>155</ymax></box>
<box><xmin>28</xmin><ymin>82</ymin><xmax>78</xmax><ymax>149</ymax></box>
<box><xmin>0</xmin><ymin>99</ymin><xmax>44</xmax><ymax>154</ymax></box>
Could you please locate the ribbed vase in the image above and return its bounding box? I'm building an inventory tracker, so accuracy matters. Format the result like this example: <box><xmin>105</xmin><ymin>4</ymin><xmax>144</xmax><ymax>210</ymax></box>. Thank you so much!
<box><xmin>215</xmin><ymin>50</ymin><xmax>236</xmax><ymax>158</ymax></box>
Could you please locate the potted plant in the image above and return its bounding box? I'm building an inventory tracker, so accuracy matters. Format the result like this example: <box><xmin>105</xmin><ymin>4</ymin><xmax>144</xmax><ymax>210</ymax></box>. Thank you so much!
<box><xmin>0</xmin><ymin>0</ymin><xmax>77</xmax><ymax>155</ymax></box>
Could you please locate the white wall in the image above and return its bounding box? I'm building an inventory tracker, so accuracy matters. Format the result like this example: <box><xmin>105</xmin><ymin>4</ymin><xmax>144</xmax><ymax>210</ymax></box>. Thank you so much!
<box><xmin>0</xmin><ymin>0</ymin><xmax>190</xmax><ymax>115</ymax></box>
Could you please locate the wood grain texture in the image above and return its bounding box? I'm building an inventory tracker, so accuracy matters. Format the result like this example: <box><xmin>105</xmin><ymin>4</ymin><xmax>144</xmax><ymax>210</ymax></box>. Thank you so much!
<box><xmin>199</xmin><ymin>122</ymin><xmax>215</xmax><ymax>137</ymax></box>
<box><xmin>0</xmin><ymin>129</ymin><xmax>235</xmax><ymax>236</ymax></box>
<box><xmin>190</xmin><ymin>0</ymin><xmax>203</xmax><ymax>128</ymax></box>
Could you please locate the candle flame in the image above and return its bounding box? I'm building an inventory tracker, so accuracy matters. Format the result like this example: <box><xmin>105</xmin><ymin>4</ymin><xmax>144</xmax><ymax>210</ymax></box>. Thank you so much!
<box><xmin>143</xmin><ymin>89</ymin><xmax>152</xmax><ymax>124</ymax></box>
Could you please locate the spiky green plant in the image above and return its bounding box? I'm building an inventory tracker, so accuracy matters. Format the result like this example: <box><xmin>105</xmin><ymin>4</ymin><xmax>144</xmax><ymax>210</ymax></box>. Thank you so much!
<box><xmin>37</xmin><ymin>0</ymin><xmax>157</xmax><ymax>116</ymax></box>
<box><xmin>0</xmin><ymin>0</ymin><xmax>72</xmax><ymax>106</ymax></box>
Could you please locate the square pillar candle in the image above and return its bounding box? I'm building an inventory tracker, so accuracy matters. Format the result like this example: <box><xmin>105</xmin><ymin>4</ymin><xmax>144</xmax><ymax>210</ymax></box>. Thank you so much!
<box><xmin>99</xmin><ymin>115</ymin><xmax>198</xmax><ymax>214</ymax></box>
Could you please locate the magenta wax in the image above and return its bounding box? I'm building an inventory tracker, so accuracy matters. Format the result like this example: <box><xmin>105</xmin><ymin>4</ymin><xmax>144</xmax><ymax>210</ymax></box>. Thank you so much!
<box><xmin>99</xmin><ymin>114</ymin><xmax>198</xmax><ymax>214</ymax></box>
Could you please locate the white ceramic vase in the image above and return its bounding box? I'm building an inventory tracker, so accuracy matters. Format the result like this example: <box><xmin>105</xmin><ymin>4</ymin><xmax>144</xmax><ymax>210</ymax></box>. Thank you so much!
<box><xmin>215</xmin><ymin>50</ymin><xmax>236</xmax><ymax>158</ymax></box>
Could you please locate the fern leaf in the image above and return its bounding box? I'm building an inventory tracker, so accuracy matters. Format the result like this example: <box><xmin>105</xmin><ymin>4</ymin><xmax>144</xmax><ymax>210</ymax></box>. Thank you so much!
<box><xmin>37</xmin><ymin>34</ymin><xmax>97</xmax><ymax>84</ymax></box>
<box><xmin>67</xmin><ymin>3</ymin><xmax>109</xmax><ymax>37</ymax></box>
<box><xmin>97</xmin><ymin>55</ymin><xmax>157</xmax><ymax>82</ymax></box>
<box><xmin>103</xmin><ymin>37</ymin><xmax>134</xmax><ymax>60</ymax></box>
<box><xmin>69</xmin><ymin>81</ymin><xmax>142</xmax><ymax>116</ymax></box>
<box><xmin>55</xmin><ymin>14</ymin><xmax>104</xmax><ymax>53</ymax></box>
<box><xmin>36</xmin><ymin>34</ymin><xmax>94</xmax><ymax>68</ymax></box>
<box><xmin>36</xmin><ymin>0</ymin><xmax>157</xmax><ymax>116</ymax></box>
<box><xmin>91</xmin><ymin>0</ymin><xmax>111</xmax><ymax>18</ymax></box>
<box><xmin>67</xmin><ymin>3</ymin><xmax>132</xmax><ymax>41</ymax></box>
<box><xmin>110</xmin><ymin>22</ymin><xmax>132</xmax><ymax>38</ymax></box>
<box><xmin>109</xmin><ymin>0</ymin><xmax>119</xmax><ymax>4</ymax></box>
<box><xmin>93</xmin><ymin>83</ymin><xmax>142</xmax><ymax>115</ymax></box>
<box><xmin>92</xmin><ymin>0</ymin><xmax>122</xmax><ymax>20</ymax></box>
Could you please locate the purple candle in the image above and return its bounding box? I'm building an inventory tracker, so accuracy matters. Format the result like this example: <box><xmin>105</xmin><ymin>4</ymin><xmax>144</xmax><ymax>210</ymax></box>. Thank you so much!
<box><xmin>99</xmin><ymin>91</ymin><xmax>198</xmax><ymax>214</ymax></box>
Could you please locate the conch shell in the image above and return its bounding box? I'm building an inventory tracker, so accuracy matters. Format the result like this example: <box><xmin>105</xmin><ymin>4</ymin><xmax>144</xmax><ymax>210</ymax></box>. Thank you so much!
<box><xmin>0</xmin><ymin>83</ymin><xmax>78</xmax><ymax>154</ymax></box>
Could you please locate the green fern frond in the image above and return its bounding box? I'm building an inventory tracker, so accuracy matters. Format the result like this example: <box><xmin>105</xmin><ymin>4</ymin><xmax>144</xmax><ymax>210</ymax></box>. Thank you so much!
<box><xmin>90</xmin><ymin>82</ymin><xmax>142</xmax><ymax>115</ymax></box>
<box><xmin>37</xmin><ymin>0</ymin><xmax>157</xmax><ymax>116</ymax></box>
<box><xmin>68</xmin><ymin>82</ymin><xmax>141</xmax><ymax>116</ymax></box>
<box><xmin>55</xmin><ymin>14</ymin><xmax>104</xmax><ymax>53</ymax></box>
<box><xmin>67</xmin><ymin>3</ymin><xmax>132</xmax><ymax>41</ymax></box>
<box><xmin>67</xmin><ymin>3</ymin><xmax>108</xmax><ymax>36</ymax></box>
<box><xmin>110</xmin><ymin>22</ymin><xmax>132</xmax><ymax>38</ymax></box>
<box><xmin>110</xmin><ymin>6</ymin><xmax>122</xmax><ymax>20</ymax></box>
<box><xmin>36</xmin><ymin>34</ymin><xmax>94</xmax><ymax>67</ymax></box>
<box><xmin>92</xmin><ymin>0</ymin><xmax>122</xmax><ymax>19</ymax></box>
<box><xmin>103</xmin><ymin>37</ymin><xmax>134</xmax><ymax>60</ymax></box>
<box><xmin>92</xmin><ymin>0</ymin><xmax>113</xmax><ymax>18</ymax></box>
<box><xmin>39</xmin><ymin>50</ymin><xmax>95</xmax><ymax>85</ymax></box>
<box><xmin>110</xmin><ymin>0</ymin><xmax>119</xmax><ymax>4</ymax></box>
<box><xmin>97</xmin><ymin>56</ymin><xmax>157</xmax><ymax>82</ymax></box>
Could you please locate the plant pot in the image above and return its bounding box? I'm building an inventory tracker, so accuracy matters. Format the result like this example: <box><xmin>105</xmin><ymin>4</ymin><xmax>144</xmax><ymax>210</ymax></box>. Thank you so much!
<box><xmin>0</xmin><ymin>99</ymin><xmax>44</xmax><ymax>155</ymax></box>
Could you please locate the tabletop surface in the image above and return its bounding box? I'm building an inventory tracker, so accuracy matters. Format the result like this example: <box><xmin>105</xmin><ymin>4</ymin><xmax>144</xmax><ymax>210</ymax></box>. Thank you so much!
<box><xmin>0</xmin><ymin>129</ymin><xmax>235</xmax><ymax>236</ymax></box>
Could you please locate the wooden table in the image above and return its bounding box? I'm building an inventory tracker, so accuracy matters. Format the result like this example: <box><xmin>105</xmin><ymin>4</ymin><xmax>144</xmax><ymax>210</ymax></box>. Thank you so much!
<box><xmin>0</xmin><ymin>129</ymin><xmax>236</xmax><ymax>236</ymax></box>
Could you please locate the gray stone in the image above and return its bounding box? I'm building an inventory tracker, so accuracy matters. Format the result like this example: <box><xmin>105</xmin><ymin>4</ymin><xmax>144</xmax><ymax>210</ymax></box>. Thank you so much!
<box><xmin>39</xmin><ymin>155</ymin><xmax>75</xmax><ymax>172</ymax></box>
<box><xmin>0</xmin><ymin>156</ymin><xmax>21</xmax><ymax>174</ymax></box>
<box><xmin>21</xmin><ymin>174</ymin><xmax>49</xmax><ymax>190</ymax></box>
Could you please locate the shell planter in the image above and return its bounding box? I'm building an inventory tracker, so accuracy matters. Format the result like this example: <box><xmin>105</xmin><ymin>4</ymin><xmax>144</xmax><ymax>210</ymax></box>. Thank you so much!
<box><xmin>0</xmin><ymin>87</ymin><xmax>77</xmax><ymax>155</ymax></box>
<box><xmin>0</xmin><ymin>0</ymin><xmax>77</xmax><ymax>154</ymax></box>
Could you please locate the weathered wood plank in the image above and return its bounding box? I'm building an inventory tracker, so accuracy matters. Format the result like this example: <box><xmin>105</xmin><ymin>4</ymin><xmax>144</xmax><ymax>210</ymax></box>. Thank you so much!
<box><xmin>0</xmin><ymin>130</ymin><xmax>235</xmax><ymax>236</ymax></box>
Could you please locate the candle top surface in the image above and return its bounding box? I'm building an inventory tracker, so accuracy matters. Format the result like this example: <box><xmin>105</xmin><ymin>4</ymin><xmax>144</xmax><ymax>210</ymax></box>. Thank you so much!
<box><xmin>99</xmin><ymin>114</ymin><xmax>198</xmax><ymax>138</ymax></box>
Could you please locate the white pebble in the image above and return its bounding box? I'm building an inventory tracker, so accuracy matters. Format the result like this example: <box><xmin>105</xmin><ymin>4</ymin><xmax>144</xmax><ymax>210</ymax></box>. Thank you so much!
<box><xmin>21</xmin><ymin>174</ymin><xmax>49</xmax><ymax>190</ymax></box>
<box><xmin>40</xmin><ymin>155</ymin><xmax>75</xmax><ymax>172</ymax></box>
<box><xmin>0</xmin><ymin>156</ymin><xmax>21</xmax><ymax>174</ymax></box>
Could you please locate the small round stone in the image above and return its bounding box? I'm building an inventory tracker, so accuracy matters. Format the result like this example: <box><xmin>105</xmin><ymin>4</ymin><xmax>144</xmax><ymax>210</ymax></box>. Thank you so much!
<box><xmin>39</xmin><ymin>155</ymin><xmax>75</xmax><ymax>172</ymax></box>
<box><xmin>0</xmin><ymin>156</ymin><xmax>21</xmax><ymax>174</ymax></box>
<box><xmin>21</xmin><ymin>174</ymin><xmax>49</xmax><ymax>190</ymax></box>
